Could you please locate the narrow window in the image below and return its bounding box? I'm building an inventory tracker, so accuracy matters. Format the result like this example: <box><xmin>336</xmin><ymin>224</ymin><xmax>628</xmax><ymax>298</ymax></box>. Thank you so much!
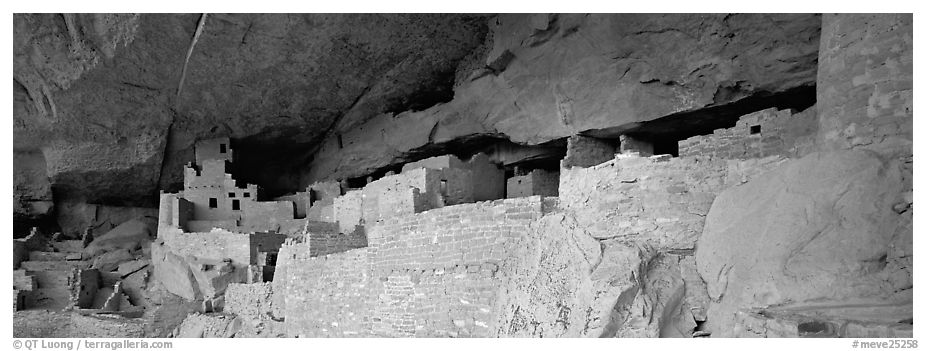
<box><xmin>750</xmin><ymin>125</ymin><xmax>761</xmax><ymax>134</ymax></box>
<box><xmin>232</xmin><ymin>199</ymin><xmax>241</xmax><ymax>211</ymax></box>
<box><xmin>209</xmin><ymin>198</ymin><xmax>218</xmax><ymax>208</ymax></box>
<box><xmin>243</xmin><ymin>192</ymin><xmax>250</xmax><ymax>198</ymax></box>
<box><xmin>440</xmin><ymin>179</ymin><xmax>448</xmax><ymax>197</ymax></box>
<box><xmin>220</xmin><ymin>143</ymin><xmax>227</xmax><ymax>153</ymax></box>
<box><xmin>337</xmin><ymin>134</ymin><xmax>344</xmax><ymax>149</ymax></box>
<box><xmin>228</xmin><ymin>192</ymin><xmax>236</xmax><ymax>198</ymax></box>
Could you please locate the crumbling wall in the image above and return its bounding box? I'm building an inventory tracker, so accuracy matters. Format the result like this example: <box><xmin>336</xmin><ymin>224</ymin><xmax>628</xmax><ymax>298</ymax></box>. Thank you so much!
<box><xmin>272</xmin><ymin>192</ymin><xmax>310</xmax><ymax>218</ymax></box>
<box><xmin>239</xmin><ymin>200</ymin><xmax>297</xmax><ymax>230</ymax></box>
<box><xmin>402</xmin><ymin>153</ymin><xmax>505</xmax><ymax>202</ymax></box>
<box><xmin>507</xmin><ymin>169</ymin><xmax>559</xmax><ymax>198</ymax></box>
<box><xmin>183</xmin><ymin>159</ymin><xmax>258</xmax><ymax>221</ymax></box>
<box><xmin>308</xmin><ymin>228</ymin><xmax>368</xmax><ymax>257</ymax></box>
<box><xmin>306</xmin><ymin>181</ymin><xmax>341</xmax><ymax>222</ymax></box>
<box><xmin>562</xmin><ymin>135</ymin><xmax>616</xmax><ymax>168</ymax></box>
<box><xmin>677</xmin><ymin>107</ymin><xmax>818</xmax><ymax>160</ymax></box>
<box><xmin>194</xmin><ymin>137</ymin><xmax>234</xmax><ymax>164</ymax></box>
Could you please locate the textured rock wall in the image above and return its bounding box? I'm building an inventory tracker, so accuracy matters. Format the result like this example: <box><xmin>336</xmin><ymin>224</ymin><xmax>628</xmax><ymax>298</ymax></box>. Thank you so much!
<box><xmin>696</xmin><ymin>150</ymin><xmax>911</xmax><ymax>337</ymax></box>
<box><xmin>304</xmin><ymin>13</ymin><xmax>821</xmax><ymax>183</ymax></box>
<box><xmin>558</xmin><ymin>154</ymin><xmax>786</xmax><ymax>250</ymax></box>
<box><xmin>225</xmin><ymin>282</ymin><xmax>274</xmax><ymax>318</ymax></box>
<box><xmin>13</xmin><ymin>13</ymin><xmax>487</xmax><ymax>216</ymax></box>
<box><xmin>817</xmin><ymin>14</ymin><xmax>912</xmax><ymax>156</ymax></box>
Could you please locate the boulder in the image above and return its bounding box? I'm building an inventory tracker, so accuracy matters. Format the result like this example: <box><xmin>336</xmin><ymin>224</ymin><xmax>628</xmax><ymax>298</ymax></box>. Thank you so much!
<box><xmin>83</xmin><ymin>217</ymin><xmax>157</xmax><ymax>257</ymax></box>
<box><xmin>150</xmin><ymin>239</ymin><xmax>248</xmax><ymax>301</ymax></box>
<box><xmin>695</xmin><ymin>150</ymin><xmax>911</xmax><ymax>337</ymax></box>
<box><xmin>150</xmin><ymin>240</ymin><xmax>199</xmax><ymax>301</ymax></box>
<box><xmin>90</xmin><ymin>248</ymin><xmax>135</xmax><ymax>272</ymax></box>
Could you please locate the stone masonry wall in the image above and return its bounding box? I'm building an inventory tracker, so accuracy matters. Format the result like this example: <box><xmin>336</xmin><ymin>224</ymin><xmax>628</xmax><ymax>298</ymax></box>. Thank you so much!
<box><xmin>562</xmin><ymin>135</ymin><xmax>617</xmax><ymax>168</ymax></box>
<box><xmin>308</xmin><ymin>228</ymin><xmax>368</xmax><ymax>257</ymax></box>
<box><xmin>284</xmin><ymin>248</ymin><xmax>372</xmax><ymax>337</ymax></box>
<box><xmin>677</xmin><ymin>107</ymin><xmax>818</xmax><ymax>160</ymax></box>
<box><xmin>280</xmin><ymin>197</ymin><xmax>544</xmax><ymax>337</ymax></box>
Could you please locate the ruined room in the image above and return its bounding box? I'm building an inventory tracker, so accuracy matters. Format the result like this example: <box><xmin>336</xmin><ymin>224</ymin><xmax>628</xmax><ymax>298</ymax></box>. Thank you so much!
<box><xmin>10</xmin><ymin>12</ymin><xmax>914</xmax><ymax>339</ymax></box>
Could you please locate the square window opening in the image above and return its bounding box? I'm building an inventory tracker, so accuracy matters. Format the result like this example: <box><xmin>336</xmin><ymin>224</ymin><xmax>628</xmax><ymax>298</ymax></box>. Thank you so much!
<box><xmin>220</xmin><ymin>143</ymin><xmax>227</xmax><ymax>153</ymax></box>
<box><xmin>209</xmin><ymin>198</ymin><xmax>218</xmax><ymax>208</ymax></box>
<box><xmin>229</xmin><ymin>192</ymin><xmax>236</xmax><ymax>198</ymax></box>
<box><xmin>750</xmin><ymin>125</ymin><xmax>761</xmax><ymax>134</ymax></box>
<box><xmin>243</xmin><ymin>192</ymin><xmax>250</xmax><ymax>198</ymax></box>
<box><xmin>232</xmin><ymin>199</ymin><xmax>241</xmax><ymax>211</ymax></box>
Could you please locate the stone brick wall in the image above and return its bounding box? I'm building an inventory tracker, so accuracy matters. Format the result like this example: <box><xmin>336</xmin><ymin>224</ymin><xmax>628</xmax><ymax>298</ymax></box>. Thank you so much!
<box><xmin>284</xmin><ymin>248</ymin><xmax>372</xmax><ymax>337</ymax></box>
<box><xmin>677</xmin><ymin>107</ymin><xmax>818</xmax><ymax>160</ymax></box>
<box><xmin>279</xmin><ymin>197</ymin><xmax>545</xmax><ymax>337</ymax></box>
<box><xmin>194</xmin><ymin>137</ymin><xmax>233</xmax><ymax>164</ymax></box>
<box><xmin>271</xmin><ymin>240</ymin><xmax>303</xmax><ymax>319</ymax></box>
<box><xmin>333</xmin><ymin>190</ymin><xmax>363</xmax><ymax>233</ymax></box>
<box><xmin>239</xmin><ymin>200</ymin><xmax>297</xmax><ymax>230</ymax></box>
<box><xmin>507</xmin><ymin>169</ymin><xmax>559</xmax><ymax>198</ymax></box>
<box><xmin>272</xmin><ymin>192</ymin><xmax>310</xmax><ymax>218</ymax></box>
<box><xmin>559</xmin><ymin>153</ymin><xmax>787</xmax><ymax>250</ymax></box>
<box><xmin>562</xmin><ymin>135</ymin><xmax>616</xmax><ymax>168</ymax></box>
<box><xmin>817</xmin><ymin>14</ymin><xmax>912</xmax><ymax>156</ymax></box>
<box><xmin>307</xmin><ymin>227</ymin><xmax>368</xmax><ymax>257</ymax></box>
<box><xmin>402</xmin><ymin>153</ymin><xmax>505</xmax><ymax>202</ymax></box>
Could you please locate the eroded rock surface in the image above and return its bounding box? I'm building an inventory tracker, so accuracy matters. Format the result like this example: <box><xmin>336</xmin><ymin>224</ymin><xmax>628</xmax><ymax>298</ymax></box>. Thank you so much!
<box><xmin>695</xmin><ymin>150</ymin><xmax>911</xmax><ymax>337</ymax></box>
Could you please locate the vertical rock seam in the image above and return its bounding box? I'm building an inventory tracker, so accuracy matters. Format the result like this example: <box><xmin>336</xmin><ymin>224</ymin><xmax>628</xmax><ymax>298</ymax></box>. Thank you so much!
<box><xmin>176</xmin><ymin>13</ymin><xmax>208</xmax><ymax>110</ymax></box>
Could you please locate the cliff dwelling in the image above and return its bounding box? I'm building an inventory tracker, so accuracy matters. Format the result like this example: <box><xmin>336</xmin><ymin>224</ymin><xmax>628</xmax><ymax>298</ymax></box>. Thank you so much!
<box><xmin>10</xmin><ymin>12</ymin><xmax>914</xmax><ymax>341</ymax></box>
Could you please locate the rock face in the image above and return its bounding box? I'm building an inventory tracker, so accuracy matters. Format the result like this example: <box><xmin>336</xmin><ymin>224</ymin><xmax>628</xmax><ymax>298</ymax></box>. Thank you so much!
<box><xmin>12</xmin><ymin>13</ymin><xmax>820</xmax><ymax>214</ymax></box>
<box><xmin>13</xmin><ymin>13</ymin><xmax>488</xmax><ymax>209</ymax></box>
<box><xmin>816</xmin><ymin>14</ymin><xmax>912</xmax><ymax>156</ymax></box>
<box><xmin>304</xmin><ymin>13</ymin><xmax>821</xmax><ymax>183</ymax></box>
<box><xmin>695</xmin><ymin>150</ymin><xmax>911</xmax><ymax>337</ymax></box>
